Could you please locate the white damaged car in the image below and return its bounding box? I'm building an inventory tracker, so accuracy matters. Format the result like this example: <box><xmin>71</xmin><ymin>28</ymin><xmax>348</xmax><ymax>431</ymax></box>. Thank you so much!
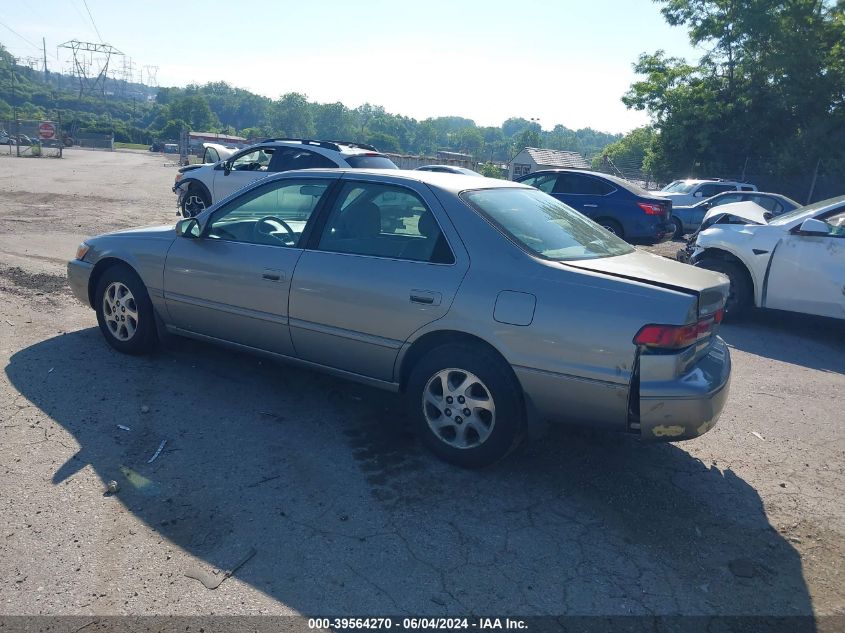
<box><xmin>690</xmin><ymin>195</ymin><xmax>845</xmax><ymax>319</ymax></box>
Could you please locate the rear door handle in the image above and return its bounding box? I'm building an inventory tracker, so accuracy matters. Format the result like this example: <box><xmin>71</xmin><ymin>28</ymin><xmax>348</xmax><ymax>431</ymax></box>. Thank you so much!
<box><xmin>262</xmin><ymin>268</ymin><xmax>285</xmax><ymax>282</ymax></box>
<box><xmin>410</xmin><ymin>290</ymin><xmax>442</xmax><ymax>306</ymax></box>
<box><xmin>583</xmin><ymin>204</ymin><xmax>598</xmax><ymax>208</ymax></box>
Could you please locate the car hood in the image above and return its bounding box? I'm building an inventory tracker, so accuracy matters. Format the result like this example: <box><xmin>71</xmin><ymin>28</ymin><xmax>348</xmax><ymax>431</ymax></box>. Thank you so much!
<box><xmin>178</xmin><ymin>163</ymin><xmax>206</xmax><ymax>174</ymax></box>
<box><xmin>105</xmin><ymin>225</ymin><xmax>177</xmax><ymax>238</ymax></box>
<box><xmin>563</xmin><ymin>249</ymin><xmax>729</xmax><ymax>314</ymax></box>
<box><xmin>701</xmin><ymin>200</ymin><xmax>768</xmax><ymax>226</ymax></box>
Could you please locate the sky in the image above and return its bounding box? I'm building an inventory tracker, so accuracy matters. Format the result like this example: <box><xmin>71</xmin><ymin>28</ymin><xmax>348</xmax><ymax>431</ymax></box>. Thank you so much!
<box><xmin>0</xmin><ymin>0</ymin><xmax>702</xmax><ymax>134</ymax></box>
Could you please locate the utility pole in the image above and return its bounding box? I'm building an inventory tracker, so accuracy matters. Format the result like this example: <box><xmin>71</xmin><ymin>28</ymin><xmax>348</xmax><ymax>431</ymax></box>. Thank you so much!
<box><xmin>42</xmin><ymin>37</ymin><xmax>48</xmax><ymax>80</ymax></box>
<box><xmin>806</xmin><ymin>158</ymin><xmax>821</xmax><ymax>204</ymax></box>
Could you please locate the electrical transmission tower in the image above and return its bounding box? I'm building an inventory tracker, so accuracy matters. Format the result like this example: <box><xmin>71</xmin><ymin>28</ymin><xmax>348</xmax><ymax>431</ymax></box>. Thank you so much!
<box><xmin>59</xmin><ymin>40</ymin><xmax>123</xmax><ymax>97</ymax></box>
<box><xmin>143</xmin><ymin>65</ymin><xmax>159</xmax><ymax>87</ymax></box>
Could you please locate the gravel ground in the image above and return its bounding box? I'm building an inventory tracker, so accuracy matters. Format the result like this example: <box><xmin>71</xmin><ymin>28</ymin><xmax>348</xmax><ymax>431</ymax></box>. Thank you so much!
<box><xmin>0</xmin><ymin>150</ymin><xmax>843</xmax><ymax>619</ymax></box>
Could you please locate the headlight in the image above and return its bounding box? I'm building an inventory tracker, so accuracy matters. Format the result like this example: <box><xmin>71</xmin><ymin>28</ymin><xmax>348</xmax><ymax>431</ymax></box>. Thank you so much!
<box><xmin>75</xmin><ymin>242</ymin><xmax>90</xmax><ymax>261</ymax></box>
<box><xmin>174</xmin><ymin>172</ymin><xmax>184</xmax><ymax>183</ymax></box>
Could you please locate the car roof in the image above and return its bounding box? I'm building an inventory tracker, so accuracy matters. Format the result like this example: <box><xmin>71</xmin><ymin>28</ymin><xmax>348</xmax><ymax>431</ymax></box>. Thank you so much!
<box><xmin>260</xmin><ymin>168</ymin><xmax>527</xmax><ymax>194</ymax></box>
<box><xmin>255</xmin><ymin>138</ymin><xmax>381</xmax><ymax>156</ymax></box>
<box><xmin>678</xmin><ymin>178</ymin><xmax>753</xmax><ymax>185</ymax></box>
<box><xmin>523</xmin><ymin>168</ymin><xmax>655</xmax><ymax>196</ymax></box>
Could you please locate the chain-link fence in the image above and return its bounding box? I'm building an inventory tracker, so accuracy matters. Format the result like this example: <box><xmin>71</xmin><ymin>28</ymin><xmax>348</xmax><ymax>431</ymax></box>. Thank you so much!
<box><xmin>590</xmin><ymin>155</ymin><xmax>843</xmax><ymax>204</ymax></box>
<box><xmin>74</xmin><ymin>132</ymin><xmax>114</xmax><ymax>150</ymax></box>
<box><xmin>1</xmin><ymin>117</ymin><xmax>64</xmax><ymax>158</ymax></box>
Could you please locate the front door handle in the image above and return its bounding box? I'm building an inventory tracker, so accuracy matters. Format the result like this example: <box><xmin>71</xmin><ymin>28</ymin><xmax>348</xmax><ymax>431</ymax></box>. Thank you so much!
<box><xmin>583</xmin><ymin>203</ymin><xmax>598</xmax><ymax>208</ymax></box>
<box><xmin>262</xmin><ymin>268</ymin><xmax>285</xmax><ymax>282</ymax></box>
<box><xmin>410</xmin><ymin>290</ymin><xmax>442</xmax><ymax>306</ymax></box>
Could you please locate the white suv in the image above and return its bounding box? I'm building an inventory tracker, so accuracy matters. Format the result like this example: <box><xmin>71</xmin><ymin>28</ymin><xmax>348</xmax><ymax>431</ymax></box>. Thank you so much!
<box><xmin>173</xmin><ymin>139</ymin><xmax>398</xmax><ymax>217</ymax></box>
<box><xmin>650</xmin><ymin>179</ymin><xmax>757</xmax><ymax>207</ymax></box>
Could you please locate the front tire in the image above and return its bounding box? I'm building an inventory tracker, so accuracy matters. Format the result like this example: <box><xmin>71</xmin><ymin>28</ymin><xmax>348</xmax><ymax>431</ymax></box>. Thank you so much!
<box><xmin>407</xmin><ymin>343</ymin><xmax>525</xmax><ymax>468</ymax></box>
<box><xmin>180</xmin><ymin>187</ymin><xmax>209</xmax><ymax>218</ymax></box>
<box><xmin>672</xmin><ymin>217</ymin><xmax>685</xmax><ymax>240</ymax></box>
<box><xmin>95</xmin><ymin>264</ymin><xmax>158</xmax><ymax>355</ymax></box>
<box><xmin>695</xmin><ymin>258</ymin><xmax>752</xmax><ymax>318</ymax></box>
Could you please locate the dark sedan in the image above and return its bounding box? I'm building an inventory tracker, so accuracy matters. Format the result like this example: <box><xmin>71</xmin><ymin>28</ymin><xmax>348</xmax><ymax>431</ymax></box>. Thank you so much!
<box><xmin>516</xmin><ymin>169</ymin><xmax>673</xmax><ymax>243</ymax></box>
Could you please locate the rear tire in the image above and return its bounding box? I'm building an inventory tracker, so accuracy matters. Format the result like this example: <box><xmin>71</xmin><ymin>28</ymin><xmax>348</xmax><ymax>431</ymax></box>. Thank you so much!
<box><xmin>695</xmin><ymin>258</ymin><xmax>752</xmax><ymax>318</ymax></box>
<box><xmin>407</xmin><ymin>343</ymin><xmax>525</xmax><ymax>468</ymax></box>
<box><xmin>94</xmin><ymin>264</ymin><xmax>158</xmax><ymax>355</ymax></box>
<box><xmin>597</xmin><ymin>218</ymin><xmax>624</xmax><ymax>239</ymax></box>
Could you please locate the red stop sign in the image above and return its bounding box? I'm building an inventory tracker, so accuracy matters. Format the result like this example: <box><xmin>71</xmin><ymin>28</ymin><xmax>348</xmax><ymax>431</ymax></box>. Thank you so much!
<box><xmin>39</xmin><ymin>122</ymin><xmax>56</xmax><ymax>140</ymax></box>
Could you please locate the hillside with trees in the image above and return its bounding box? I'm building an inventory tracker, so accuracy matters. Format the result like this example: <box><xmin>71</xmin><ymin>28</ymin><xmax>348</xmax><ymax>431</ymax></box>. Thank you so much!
<box><xmin>0</xmin><ymin>43</ymin><xmax>620</xmax><ymax>161</ymax></box>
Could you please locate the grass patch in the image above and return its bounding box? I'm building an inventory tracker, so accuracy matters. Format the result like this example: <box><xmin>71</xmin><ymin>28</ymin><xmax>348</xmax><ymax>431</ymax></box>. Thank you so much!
<box><xmin>115</xmin><ymin>142</ymin><xmax>149</xmax><ymax>150</ymax></box>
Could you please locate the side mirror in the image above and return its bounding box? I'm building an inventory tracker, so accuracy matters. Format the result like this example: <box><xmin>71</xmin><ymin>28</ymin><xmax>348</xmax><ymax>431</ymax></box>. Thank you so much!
<box><xmin>797</xmin><ymin>218</ymin><xmax>829</xmax><ymax>236</ymax></box>
<box><xmin>693</xmin><ymin>191</ymin><xmax>704</xmax><ymax>198</ymax></box>
<box><xmin>176</xmin><ymin>217</ymin><xmax>201</xmax><ymax>238</ymax></box>
<box><xmin>223</xmin><ymin>160</ymin><xmax>232</xmax><ymax>175</ymax></box>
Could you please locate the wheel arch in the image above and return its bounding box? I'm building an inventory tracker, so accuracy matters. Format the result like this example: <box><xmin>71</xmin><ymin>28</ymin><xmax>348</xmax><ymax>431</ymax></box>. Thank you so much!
<box><xmin>697</xmin><ymin>247</ymin><xmax>758</xmax><ymax>302</ymax></box>
<box><xmin>397</xmin><ymin>329</ymin><xmax>515</xmax><ymax>393</ymax></box>
<box><xmin>179</xmin><ymin>177</ymin><xmax>212</xmax><ymax>202</ymax></box>
<box><xmin>87</xmin><ymin>257</ymin><xmax>143</xmax><ymax>307</ymax></box>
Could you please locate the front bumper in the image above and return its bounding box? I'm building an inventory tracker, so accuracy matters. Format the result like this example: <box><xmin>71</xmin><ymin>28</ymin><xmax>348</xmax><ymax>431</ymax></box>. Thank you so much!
<box><xmin>638</xmin><ymin>336</ymin><xmax>731</xmax><ymax>441</ymax></box>
<box><xmin>67</xmin><ymin>259</ymin><xmax>94</xmax><ymax>307</ymax></box>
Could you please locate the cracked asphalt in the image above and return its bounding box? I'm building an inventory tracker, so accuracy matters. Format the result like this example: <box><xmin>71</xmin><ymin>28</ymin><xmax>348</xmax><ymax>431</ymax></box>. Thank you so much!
<box><xmin>1</xmin><ymin>150</ymin><xmax>843</xmax><ymax>618</ymax></box>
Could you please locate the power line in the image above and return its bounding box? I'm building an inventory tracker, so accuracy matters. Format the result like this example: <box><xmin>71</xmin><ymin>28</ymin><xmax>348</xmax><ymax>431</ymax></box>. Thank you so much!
<box><xmin>0</xmin><ymin>18</ymin><xmax>42</xmax><ymax>51</ymax></box>
<box><xmin>81</xmin><ymin>0</ymin><xmax>103</xmax><ymax>43</ymax></box>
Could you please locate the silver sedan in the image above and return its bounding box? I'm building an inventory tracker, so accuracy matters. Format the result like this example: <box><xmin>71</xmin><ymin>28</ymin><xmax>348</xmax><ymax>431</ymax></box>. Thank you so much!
<box><xmin>68</xmin><ymin>169</ymin><xmax>731</xmax><ymax>467</ymax></box>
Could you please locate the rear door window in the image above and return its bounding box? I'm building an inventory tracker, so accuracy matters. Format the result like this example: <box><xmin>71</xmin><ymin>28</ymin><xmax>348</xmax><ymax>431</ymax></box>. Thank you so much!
<box><xmin>316</xmin><ymin>182</ymin><xmax>453</xmax><ymax>263</ymax></box>
<box><xmin>269</xmin><ymin>147</ymin><xmax>337</xmax><ymax>171</ymax></box>
<box><xmin>710</xmin><ymin>193</ymin><xmax>743</xmax><ymax>206</ymax></box>
<box><xmin>554</xmin><ymin>173</ymin><xmax>613</xmax><ymax>195</ymax></box>
<box><xmin>344</xmin><ymin>155</ymin><xmax>399</xmax><ymax>169</ymax></box>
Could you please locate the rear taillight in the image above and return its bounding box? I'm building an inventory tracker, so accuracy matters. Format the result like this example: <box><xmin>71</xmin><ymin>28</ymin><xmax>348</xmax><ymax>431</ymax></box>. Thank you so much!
<box><xmin>638</xmin><ymin>202</ymin><xmax>665</xmax><ymax>215</ymax></box>
<box><xmin>634</xmin><ymin>311</ymin><xmax>722</xmax><ymax>350</ymax></box>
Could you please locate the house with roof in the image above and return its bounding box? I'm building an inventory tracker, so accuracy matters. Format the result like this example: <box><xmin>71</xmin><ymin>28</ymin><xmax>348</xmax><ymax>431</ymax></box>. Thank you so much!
<box><xmin>508</xmin><ymin>147</ymin><xmax>591</xmax><ymax>180</ymax></box>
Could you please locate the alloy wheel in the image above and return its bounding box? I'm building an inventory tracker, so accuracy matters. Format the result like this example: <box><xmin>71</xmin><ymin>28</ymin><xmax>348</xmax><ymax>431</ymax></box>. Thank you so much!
<box><xmin>422</xmin><ymin>368</ymin><xmax>496</xmax><ymax>449</ymax></box>
<box><xmin>182</xmin><ymin>194</ymin><xmax>206</xmax><ymax>218</ymax></box>
<box><xmin>102</xmin><ymin>281</ymin><xmax>138</xmax><ymax>341</ymax></box>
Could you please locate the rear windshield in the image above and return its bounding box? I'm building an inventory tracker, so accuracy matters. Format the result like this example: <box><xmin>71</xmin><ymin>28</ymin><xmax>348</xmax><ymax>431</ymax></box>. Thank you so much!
<box><xmin>461</xmin><ymin>188</ymin><xmax>634</xmax><ymax>261</ymax></box>
<box><xmin>345</xmin><ymin>155</ymin><xmax>398</xmax><ymax>169</ymax></box>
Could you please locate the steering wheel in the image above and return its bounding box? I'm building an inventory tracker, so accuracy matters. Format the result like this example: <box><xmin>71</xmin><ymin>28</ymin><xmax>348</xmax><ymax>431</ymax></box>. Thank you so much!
<box><xmin>254</xmin><ymin>216</ymin><xmax>296</xmax><ymax>245</ymax></box>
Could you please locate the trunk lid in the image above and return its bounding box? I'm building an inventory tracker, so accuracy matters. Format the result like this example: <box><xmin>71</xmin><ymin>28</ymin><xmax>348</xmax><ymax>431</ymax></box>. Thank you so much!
<box><xmin>563</xmin><ymin>249</ymin><xmax>729</xmax><ymax>317</ymax></box>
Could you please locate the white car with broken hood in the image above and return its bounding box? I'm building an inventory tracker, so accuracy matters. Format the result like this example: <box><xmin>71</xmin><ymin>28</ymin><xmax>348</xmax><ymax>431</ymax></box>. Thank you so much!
<box><xmin>690</xmin><ymin>195</ymin><xmax>845</xmax><ymax>319</ymax></box>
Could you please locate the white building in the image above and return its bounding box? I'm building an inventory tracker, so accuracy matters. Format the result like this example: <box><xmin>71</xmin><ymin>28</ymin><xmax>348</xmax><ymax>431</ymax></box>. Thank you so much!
<box><xmin>509</xmin><ymin>147</ymin><xmax>590</xmax><ymax>180</ymax></box>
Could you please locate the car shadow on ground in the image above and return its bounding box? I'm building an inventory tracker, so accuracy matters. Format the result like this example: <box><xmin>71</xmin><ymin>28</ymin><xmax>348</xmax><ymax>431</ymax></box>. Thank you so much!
<box><xmin>6</xmin><ymin>328</ymin><xmax>815</xmax><ymax>619</ymax></box>
<box><xmin>720</xmin><ymin>309</ymin><xmax>845</xmax><ymax>373</ymax></box>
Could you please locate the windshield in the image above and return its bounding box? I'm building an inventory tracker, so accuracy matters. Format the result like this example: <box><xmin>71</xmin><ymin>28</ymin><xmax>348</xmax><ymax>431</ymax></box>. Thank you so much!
<box><xmin>461</xmin><ymin>188</ymin><xmax>634</xmax><ymax>261</ymax></box>
<box><xmin>661</xmin><ymin>181</ymin><xmax>697</xmax><ymax>193</ymax></box>
<box><xmin>345</xmin><ymin>155</ymin><xmax>398</xmax><ymax>169</ymax></box>
<box><xmin>769</xmin><ymin>195</ymin><xmax>845</xmax><ymax>226</ymax></box>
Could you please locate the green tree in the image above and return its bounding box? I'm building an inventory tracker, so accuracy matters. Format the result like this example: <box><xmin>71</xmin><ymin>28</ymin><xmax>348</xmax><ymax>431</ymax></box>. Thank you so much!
<box><xmin>624</xmin><ymin>0</ymin><xmax>845</xmax><ymax>179</ymax></box>
<box><xmin>591</xmin><ymin>126</ymin><xmax>656</xmax><ymax>172</ymax></box>
<box><xmin>478</xmin><ymin>162</ymin><xmax>505</xmax><ymax>178</ymax></box>
<box><xmin>166</xmin><ymin>94</ymin><xmax>218</xmax><ymax>131</ymax></box>
<box><xmin>314</xmin><ymin>102</ymin><xmax>354</xmax><ymax>139</ymax></box>
<box><xmin>514</xmin><ymin>128</ymin><xmax>541</xmax><ymax>151</ymax></box>
<box><xmin>274</xmin><ymin>92</ymin><xmax>315</xmax><ymax>138</ymax></box>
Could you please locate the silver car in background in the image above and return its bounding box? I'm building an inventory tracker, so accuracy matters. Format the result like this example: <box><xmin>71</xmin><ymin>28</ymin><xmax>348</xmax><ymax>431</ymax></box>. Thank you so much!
<box><xmin>68</xmin><ymin>169</ymin><xmax>731</xmax><ymax>467</ymax></box>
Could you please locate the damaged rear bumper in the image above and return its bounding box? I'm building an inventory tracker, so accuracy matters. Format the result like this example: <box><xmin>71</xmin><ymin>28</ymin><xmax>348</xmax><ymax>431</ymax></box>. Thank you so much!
<box><xmin>638</xmin><ymin>337</ymin><xmax>731</xmax><ymax>441</ymax></box>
